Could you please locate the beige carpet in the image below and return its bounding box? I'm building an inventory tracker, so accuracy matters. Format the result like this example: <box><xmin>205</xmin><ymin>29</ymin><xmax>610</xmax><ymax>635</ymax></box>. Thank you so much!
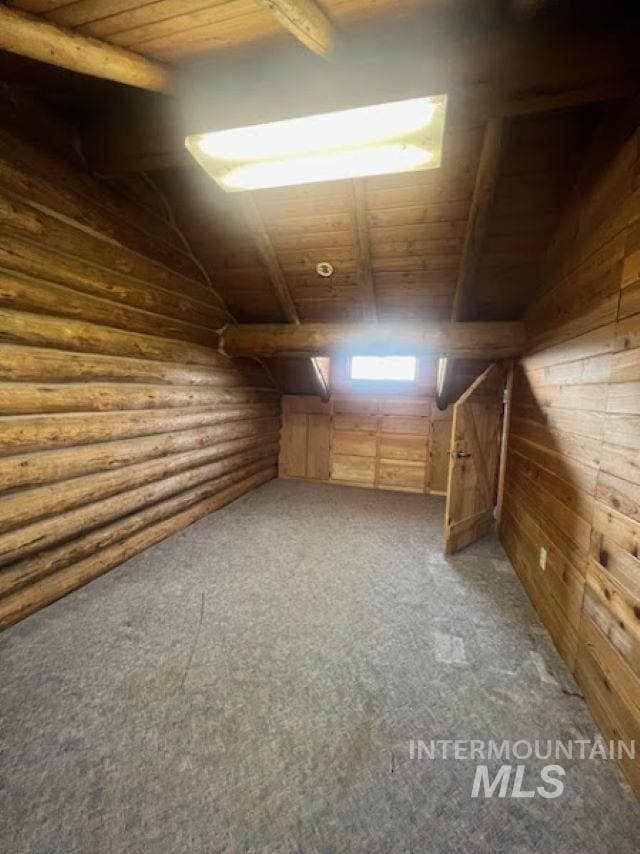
<box><xmin>1</xmin><ymin>479</ymin><xmax>638</xmax><ymax>852</ymax></box>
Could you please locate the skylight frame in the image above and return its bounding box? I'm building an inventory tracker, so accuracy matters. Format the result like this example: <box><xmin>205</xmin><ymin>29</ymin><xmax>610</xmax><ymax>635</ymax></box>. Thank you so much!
<box><xmin>185</xmin><ymin>94</ymin><xmax>447</xmax><ymax>192</ymax></box>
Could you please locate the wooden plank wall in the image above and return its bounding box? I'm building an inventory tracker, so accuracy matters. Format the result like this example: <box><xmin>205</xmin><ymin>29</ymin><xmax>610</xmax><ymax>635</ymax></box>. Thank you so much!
<box><xmin>280</xmin><ymin>395</ymin><xmax>452</xmax><ymax>494</ymax></box>
<box><xmin>500</xmin><ymin>125</ymin><xmax>640</xmax><ymax>796</ymax></box>
<box><xmin>0</xmin><ymin>114</ymin><xmax>280</xmax><ymax>631</ymax></box>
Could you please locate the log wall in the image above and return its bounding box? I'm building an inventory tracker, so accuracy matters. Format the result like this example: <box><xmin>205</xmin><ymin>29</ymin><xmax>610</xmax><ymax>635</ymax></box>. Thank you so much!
<box><xmin>0</xmin><ymin>116</ymin><xmax>280</xmax><ymax>630</ymax></box>
<box><xmin>500</xmin><ymin>126</ymin><xmax>640</xmax><ymax>795</ymax></box>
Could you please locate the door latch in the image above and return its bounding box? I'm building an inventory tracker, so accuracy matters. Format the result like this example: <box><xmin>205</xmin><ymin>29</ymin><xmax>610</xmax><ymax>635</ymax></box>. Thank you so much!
<box><xmin>453</xmin><ymin>451</ymin><xmax>471</xmax><ymax>459</ymax></box>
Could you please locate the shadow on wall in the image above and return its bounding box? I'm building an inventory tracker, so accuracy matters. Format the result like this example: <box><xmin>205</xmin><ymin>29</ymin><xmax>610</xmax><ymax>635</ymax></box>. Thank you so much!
<box><xmin>498</xmin><ymin>175</ymin><xmax>640</xmax><ymax>798</ymax></box>
<box><xmin>499</xmin><ymin>363</ymin><xmax>595</xmax><ymax>668</ymax></box>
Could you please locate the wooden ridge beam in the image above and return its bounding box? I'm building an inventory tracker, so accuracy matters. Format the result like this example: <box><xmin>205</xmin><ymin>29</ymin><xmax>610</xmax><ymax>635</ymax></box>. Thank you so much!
<box><xmin>0</xmin><ymin>6</ymin><xmax>172</xmax><ymax>93</ymax></box>
<box><xmin>238</xmin><ymin>194</ymin><xmax>329</xmax><ymax>400</ymax></box>
<box><xmin>222</xmin><ymin>321</ymin><xmax>525</xmax><ymax>359</ymax></box>
<box><xmin>255</xmin><ymin>0</ymin><xmax>334</xmax><ymax>56</ymax></box>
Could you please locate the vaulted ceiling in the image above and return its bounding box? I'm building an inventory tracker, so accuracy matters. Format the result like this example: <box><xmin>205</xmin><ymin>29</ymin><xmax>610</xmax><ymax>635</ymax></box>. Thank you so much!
<box><xmin>1</xmin><ymin>0</ymin><xmax>638</xmax><ymax>395</ymax></box>
<box><xmin>151</xmin><ymin>105</ymin><xmax>595</xmax><ymax>326</ymax></box>
<box><xmin>7</xmin><ymin>0</ymin><xmax>428</xmax><ymax>60</ymax></box>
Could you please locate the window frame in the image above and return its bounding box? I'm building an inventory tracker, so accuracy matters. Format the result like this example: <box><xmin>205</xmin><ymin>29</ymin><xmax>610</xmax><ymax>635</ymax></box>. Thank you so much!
<box><xmin>348</xmin><ymin>354</ymin><xmax>418</xmax><ymax>384</ymax></box>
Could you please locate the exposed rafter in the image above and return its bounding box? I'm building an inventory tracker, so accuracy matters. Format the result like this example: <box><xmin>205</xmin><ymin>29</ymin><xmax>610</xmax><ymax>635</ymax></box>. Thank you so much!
<box><xmin>309</xmin><ymin>356</ymin><xmax>331</xmax><ymax>400</ymax></box>
<box><xmin>437</xmin><ymin>118</ymin><xmax>506</xmax><ymax>409</ymax></box>
<box><xmin>238</xmin><ymin>194</ymin><xmax>330</xmax><ymax>400</ymax></box>
<box><xmin>222</xmin><ymin>321</ymin><xmax>525</xmax><ymax>359</ymax></box>
<box><xmin>0</xmin><ymin>6</ymin><xmax>171</xmax><ymax>93</ymax></box>
<box><xmin>239</xmin><ymin>195</ymin><xmax>299</xmax><ymax>322</ymax></box>
<box><xmin>255</xmin><ymin>0</ymin><xmax>334</xmax><ymax>56</ymax></box>
<box><xmin>452</xmin><ymin>118</ymin><xmax>505</xmax><ymax>322</ymax></box>
<box><xmin>350</xmin><ymin>180</ymin><xmax>378</xmax><ymax>322</ymax></box>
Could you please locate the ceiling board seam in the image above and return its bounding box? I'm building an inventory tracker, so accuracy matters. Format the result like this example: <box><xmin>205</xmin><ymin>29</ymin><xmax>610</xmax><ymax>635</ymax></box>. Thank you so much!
<box><xmin>110</xmin><ymin>2</ymin><xmax>261</xmax><ymax>48</ymax></box>
<box><xmin>62</xmin><ymin>0</ymin><xmax>240</xmax><ymax>34</ymax></box>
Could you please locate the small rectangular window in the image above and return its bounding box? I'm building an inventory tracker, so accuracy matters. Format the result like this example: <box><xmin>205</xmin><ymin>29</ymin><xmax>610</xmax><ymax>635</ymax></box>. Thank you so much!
<box><xmin>349</xmin><ymin>355</ymin><xmax>417</xmax><ymax>382</ymax></box>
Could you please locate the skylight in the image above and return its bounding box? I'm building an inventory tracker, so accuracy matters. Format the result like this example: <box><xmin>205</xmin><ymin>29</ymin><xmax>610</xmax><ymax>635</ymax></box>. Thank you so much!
<box><xmin>350</xmin><ymin>355</ymin><xmax>417</xmax><ymax>383</ymax></box>
<box><xmin>185</xmin><ymin>94</ymin><xmax>446</xmax><ymax>192</ymax></box>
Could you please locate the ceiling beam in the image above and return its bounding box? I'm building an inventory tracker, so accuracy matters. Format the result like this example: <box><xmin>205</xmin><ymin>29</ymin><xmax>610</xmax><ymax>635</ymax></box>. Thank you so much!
<box><xmin>222</xmin><ymin>321</ymin><xmax>525</xmax><ymax>359</ymax></box>
<box><xmin>437</xmin><ymin>118</ymin><xmax>505</xmax><ymax>409</ymax></box>
<box><xmin>239</xmin><ymin>194</ymin><xmax>299</xmax><ymax>323</ymax></box>
<box><xmin>350</xmin><ymin>180</ymin><xmax>377</xmax><ymax>323</ymax></box>
<box><xmin>238</xmin><ymin>194</ymin><xmax>329</xmax><ymax>400</ymax></box>
<box><xmin>255</xmin><ymin>0</ymin><xmax>334</xmax><ymax>57</ymax></box>
<box><xmin>451</xmin><ymin>118</ymin><xmax>505</xmax><ymax>322</ymax></box>
<box><xmin>309</xmin><ymin>356</ymin><xmax>331</xmax><ymax>400</ymax></box>
<box><xmin>0</xmin><ymin>6</ymin><xmax>172</xmax><ymax>93</ymax></box>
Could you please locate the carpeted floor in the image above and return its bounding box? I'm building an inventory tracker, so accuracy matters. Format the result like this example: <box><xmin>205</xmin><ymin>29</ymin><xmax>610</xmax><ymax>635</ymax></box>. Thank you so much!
<box><xmin>1</xmin><ymin>479</ymin><xmax>639</xmax><ymax>853</ymax></box>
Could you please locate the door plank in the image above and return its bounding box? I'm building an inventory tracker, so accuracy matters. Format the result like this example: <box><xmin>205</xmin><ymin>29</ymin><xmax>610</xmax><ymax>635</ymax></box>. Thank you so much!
<box><xmin>444</xmin><ymin>363</ymin><xmax>506</xmax><ymax>554</ymax></box>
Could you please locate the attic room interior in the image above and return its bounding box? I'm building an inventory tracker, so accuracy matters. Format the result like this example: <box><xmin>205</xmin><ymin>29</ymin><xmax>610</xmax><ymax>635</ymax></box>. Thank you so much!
<box><xmin>1</xmin><ymin>0</ymin><xmax>640</xmax><ymax>849</ymax></box>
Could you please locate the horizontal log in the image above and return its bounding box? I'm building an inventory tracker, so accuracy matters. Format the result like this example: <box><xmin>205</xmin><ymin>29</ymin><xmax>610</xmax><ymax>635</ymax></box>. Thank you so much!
<box><xmin>0</xmin><ymin>233</ymin><xmax>223</xmax><ymax>317</ymax></box>
<box><xmin>0</xmin><ymin>124</ymin><xmax>182</xmax><ymax>251</ymax></box>
<box><xmin>0</xmin><ymin>467</ymin><xmax>276</xmax><ymax>631</ymax></box>
<box><xmin>0</xmin><ymin>417</ymin><xmax>281</xmax><ymax>491</ymax></box>
<box><xmin>0</xmin><ymin>344</ymin><xmax>251</xmax><ymax>387</ymax></box>
<box><xmin>0</xmin><ymin>452</ymin><xmax>278</xmax><ymax>567</ymax></box>
<box><xmin>0</xmin><ymin>381</ymin><xmax>278</xmax><ymax>416</ymax></box>
<box><xmin>0</xmin><ymin>6</ymin><xmax>172</xmax><ymax>94</ymax></box>
<box><xmin>0</xmin><ymin>402</ymin><xmax>281</xmax><ymax>455</ymax></box>
<box><xmin>0</xmin><ymin>461</ymin><xmax>277</xmax><ymax>599</ymax></box>
<box><xmin>0</xmin><ymin>150</ymin><xmax>201</xmax><ymax>281</ymax></box>
<box><xmin>0</xmin><ymin>268</ymin><xmax>222</xmax><ymax>347</ymax></box>
<box><xmin>0</xmin><ymin>439</ymin><xmax>280</xmax><ymax>534</ymax></box>
<box><xmin>0</xmin><ymin>307</ymin><xmax>221</xmax><ymax>365</ymax></box>
<box><xmin>0</xmin><ymin>190</ymin><xmax>222</xmax><ymax>311</ymax></box>
<box><xmin>222</xmin><ymin>322</ymin><xmax>525</xmax><ymax>359</ymax></box>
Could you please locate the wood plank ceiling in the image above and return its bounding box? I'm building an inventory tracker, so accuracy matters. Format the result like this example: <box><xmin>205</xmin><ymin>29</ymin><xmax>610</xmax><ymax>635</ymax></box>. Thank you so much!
<box><xmin>1</xmin><ymin>0</ymin><xmax>631</xmax><ymax>397</ymax></box>
<box><xmin>151</xmin><ymin>105</ymin><xmax>595</xmax><ymax>327</ymax></box>
<box><xmin>6</xmin><ymin>0</ymin><xmax>431</xmax><ymax>61</ymax></box>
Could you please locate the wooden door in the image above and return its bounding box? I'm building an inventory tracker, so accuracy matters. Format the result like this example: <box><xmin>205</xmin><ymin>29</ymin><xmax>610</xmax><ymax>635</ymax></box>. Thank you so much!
<box><xmin>444</xmin><ymin>364</ymin><xmax>507</xmax><ymax>554</ymax></box>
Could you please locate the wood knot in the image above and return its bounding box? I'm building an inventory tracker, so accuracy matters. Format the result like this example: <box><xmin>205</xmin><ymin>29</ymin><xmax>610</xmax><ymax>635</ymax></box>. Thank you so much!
<box><xmin>599</xmin><ymin>549</ymin><xmax>609</xmax><ymax>567</ymax></box>
<box><xmin>634</xmin><ymin>605</ymin><xmax>640</xmax><ymax>621</ymax></box>
<box><xmin>604</xmin><ymin>587</ymin><xmax>611</xmax><ymax>600</ymax></box>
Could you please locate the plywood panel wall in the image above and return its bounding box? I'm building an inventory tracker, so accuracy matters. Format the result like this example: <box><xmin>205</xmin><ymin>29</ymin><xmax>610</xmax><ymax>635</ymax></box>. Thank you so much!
<box><xmin>500</xmin><ymin>125</ymin><xmax>640</xmax><ymax>796</ymax></box>
<box><xmin>280</xmin><ymin>394</ymin><xmax>452</xmax><ymax>495</ymax></box>
<box><xmin>0</xmin><ymin>114</ymin><xmax>280</xmax><ymax>630</ymax></box>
